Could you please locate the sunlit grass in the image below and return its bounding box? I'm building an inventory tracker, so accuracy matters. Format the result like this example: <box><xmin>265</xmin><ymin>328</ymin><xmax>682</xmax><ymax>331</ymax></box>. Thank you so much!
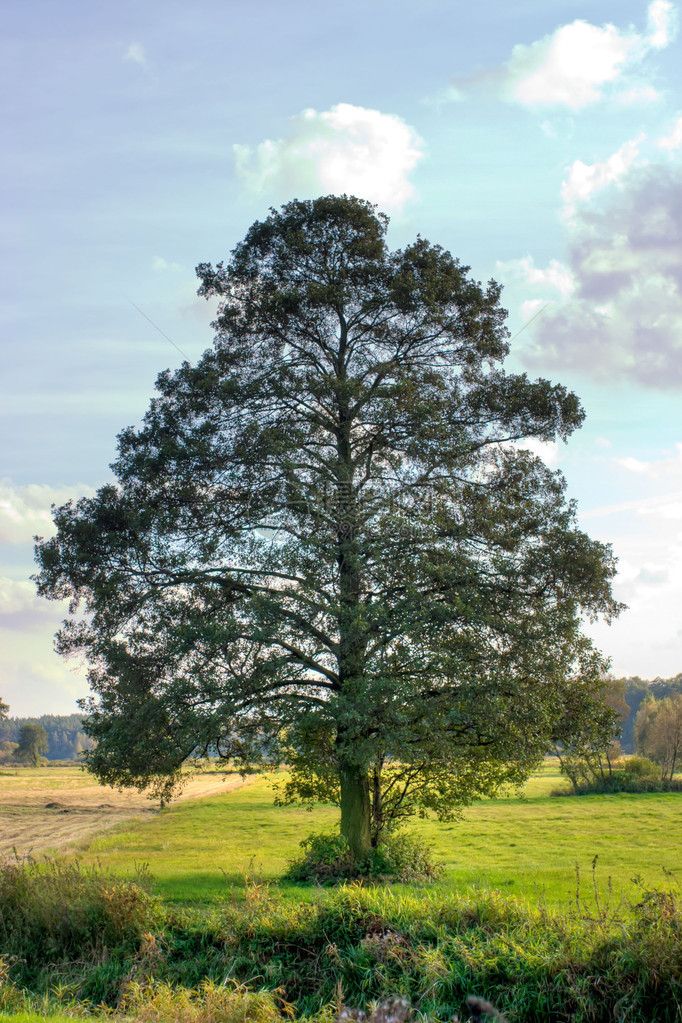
<box><xmin>0</xmin><ymin>1015</ymin><xmax>92</xmax><ymax>1023</ymax></box>
<box><xmin>79</xmin><ymin>761</ymin><xmax>682</xmax><ymax>908</ymax></box>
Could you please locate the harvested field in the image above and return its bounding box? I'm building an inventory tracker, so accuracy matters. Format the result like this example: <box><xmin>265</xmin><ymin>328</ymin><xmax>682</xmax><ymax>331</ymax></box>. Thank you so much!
<box><xmin>0</xmin><ymin>766</ymin><xmax>253</xmax><ymax>858</ymax></box>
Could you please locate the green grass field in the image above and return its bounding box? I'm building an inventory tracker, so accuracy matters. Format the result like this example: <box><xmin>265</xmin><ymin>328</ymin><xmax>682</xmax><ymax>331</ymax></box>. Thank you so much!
<box><xmin>78</xmin><ymin>759</ymin><xmax>682</xmax><ymax>908</ymax></box>
<box><xmin>4</xmin><ymin>760</ymin><xmax>682</xmax><ymax>1022</ymax></box>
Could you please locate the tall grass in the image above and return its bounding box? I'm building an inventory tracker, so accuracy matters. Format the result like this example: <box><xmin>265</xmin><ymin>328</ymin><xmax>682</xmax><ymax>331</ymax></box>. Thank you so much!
<box><xmin>3</xmin><ymin>858</ymin><xmax>682</xmax><ymax>1021</ymax></box>
<box><xmin>0</xmin><ymin>858</ymin><xmax>161</xmax><ymax>1002</ymax></box>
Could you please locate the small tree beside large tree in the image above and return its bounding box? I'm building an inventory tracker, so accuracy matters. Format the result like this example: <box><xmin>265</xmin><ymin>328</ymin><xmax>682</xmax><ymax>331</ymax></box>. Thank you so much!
<box><xmin>34</xmin><ymin>195</ymin><xmax>620</xmax><ymax>859</ymax></box>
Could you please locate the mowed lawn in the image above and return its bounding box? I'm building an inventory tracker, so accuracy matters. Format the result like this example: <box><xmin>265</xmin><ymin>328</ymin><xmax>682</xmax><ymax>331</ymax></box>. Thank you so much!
<box><xmin>80</xmin><ymin>760</ymin><xmax>682</xmax><ymax>907</ymax></box>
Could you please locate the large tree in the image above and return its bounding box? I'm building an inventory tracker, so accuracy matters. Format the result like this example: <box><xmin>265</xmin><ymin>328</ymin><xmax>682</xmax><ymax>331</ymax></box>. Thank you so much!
<box><xmin>35</xmin><ymin>195</ymin><xmax>620</xmax><ymax>857</ymax></box>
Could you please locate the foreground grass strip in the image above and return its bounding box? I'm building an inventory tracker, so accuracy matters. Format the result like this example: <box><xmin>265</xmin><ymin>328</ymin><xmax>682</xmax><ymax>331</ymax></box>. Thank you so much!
<box><xmin>3</xmin><ymin>856</ymin><xmax>682</xmax><ymax>1022</ymax></box>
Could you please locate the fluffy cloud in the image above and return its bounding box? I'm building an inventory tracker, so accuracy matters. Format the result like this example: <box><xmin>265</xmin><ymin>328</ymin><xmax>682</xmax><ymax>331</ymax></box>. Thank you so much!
<box><xmin>561</xmin><ymin>137</ymin><xmax>644</xmax><ymax>211</ymax></box>
<box><xmin>587</xmin><ymin>519</ymin><xmax>682</xmax><ymax>675</ymax></box>
<box><xmin>514</xmin><ymin>133</ymin><xmax>682</xmax><ymax>388</ymax></box>
<box><xmin>613</xmin><ymin>441</ymin><xmax>682</xmax><ymax>480</ymax></box>
<box><xmin>451</xmin><ymin>1</ymin><xmax>676</xmax><ymax>110</ymax></box>
<box><xmin>0</xmin><ymin>480</ymin><xmax>95</xmax><ymax>545</ymax></box>
<box><xmin>0</xmin><ymin>636</ymin><xmax>88</xmax><ymax>717</ymax></box>
<box><xmin>647</xmin><ymin>0</ymin><xmax>677</xmax><ymax>46</ymax></box>
<box><xmin>507</xmin><ymin>1</ymin><xmax>675</xmax><ymax>109</ymax></box>
<box><xmin>507</xmin><ymin>20</ymin><xmax>640</xmax><ymax>109</ymax></box>
<box><xmin>0</xmin><ymin>575</ymin><xmax>83</xmax><ymax>716</ymax></box>
<box><xmin>233</xmin><ymin>104</ymin><xmax>424</xmax><ymax>212</ymax></box>
<box><xmin>516</xmin><ymin>438</ymin><xmax>561</xmax><ymax>467</ymax></box>
<box><xmin>0</xmin><ymin>577</ymin><xmax>66</xmax><ymax>631</ymax></box>
<box><xmin>497</xmin><ymin>256</ymin><xmax>575</xmax><ymax>299</ymax></box>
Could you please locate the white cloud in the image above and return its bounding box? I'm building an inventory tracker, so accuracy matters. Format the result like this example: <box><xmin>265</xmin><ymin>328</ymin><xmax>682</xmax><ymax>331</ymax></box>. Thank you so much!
<box><xmin>506</xmin><ymin>20</ymin><xmax>640</xmax><ymax>110</ymax></box>
<box><xmin>615</xmin><ymin>456</ymin><xmax>652</xmax><ymax>475</ymax></box>
<box><xmin>517</xmin><ymin>438</ymin><xmax>561</xmax><ymax>467</ymax></box>
<box><xmin>616</xmin><ymin>83</ymin><xmax>662</xmax><ymax>104</ymax></box>
<box><xmin>448</xmin><ymin>1</ymin><xmax>677</xmax><ymax>111</ymax></box>
<box><xmin>561</xmin><ymin>137</ymin><xmax>644</xmax><ymax>210</ymax></box>
<box><xmin>0</xmin><ymin>638</ymin><xmax>88</xmax><ymax>717</ymax></box>
<box><xmin>0</xmin><ymin>577</ymin><xmax>66</xmax><ymax>629</ymax></box>
<box><xmin>647</xmin><ymin>501</ymin><xmax>682</xmax><ymax>520</ymax></box>
<box><xmin>647</xmin><ymin>0</ymin><xmax>677</xmax><ymax>46</ymax></box>
<box><xmin>658</xmin><ymin>116</ymin><xmax>682</xmax><ymax>150</ymax></box>
<box><xmin>124</xmin><ymin>42</ymin><xmax>147</xmax><ymax>67</ymax></box>
<box><xmin>233</xmin><ymin>103</ymin><xmax>424</xmax><ymax>211</ymax></box>
<box><xmin>592</xmin><ymin>529</ymin><xmax>682</xmax><ymax>674</ymax></box>
<box><xmin>614</xmin><ymin>442</ymin><xmax>682</xmax><ymax>480</ymax></box>
<box><xmin>576</xmin><ymin>440</ymin><xmax>682</xmax><ymax>676</ymax></box>
<box><xmin>0</xmin><ymin>578</ymin><xmax>41</xmax><ymax>615</ymax></box>
<box><xmin>0</xmin><ymin>480</ymin><xmax>96</xmax><ymax>545</ymax></box>
<box><xmin>498</xmin><ymin>255</ymin><xmax>575</xmax><ymax>298</ymax></box>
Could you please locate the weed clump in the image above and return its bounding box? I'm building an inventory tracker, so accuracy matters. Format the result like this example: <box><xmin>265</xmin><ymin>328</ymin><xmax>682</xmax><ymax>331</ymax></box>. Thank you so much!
<box><xmin>0</xmin><ymin>857</ymin><xmax>161</xmax><ymax>998</ymax></box>
<box><xmin>285</xmin><ymin>831</ymin><xmax>444</xmax><ymax>884</ymax></box>
<box><xmin>119</xmin><ymin>978</ymin><xmax>285</xmax><ymax>1023</ymax></box>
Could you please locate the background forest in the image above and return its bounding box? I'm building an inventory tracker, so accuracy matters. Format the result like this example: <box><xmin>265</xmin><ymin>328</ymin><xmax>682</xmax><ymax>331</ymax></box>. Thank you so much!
<box><xmin>1</xmin><ymin>676</ymin><xmax>680</xmax><ymax>763</ymax></box>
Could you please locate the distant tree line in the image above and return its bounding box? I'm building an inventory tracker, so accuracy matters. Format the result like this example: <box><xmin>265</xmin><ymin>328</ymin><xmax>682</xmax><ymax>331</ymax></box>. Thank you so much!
<box><xmin>617</xmin><ymin>674</ymin><xmax>682</xmax><ymax>753</ymax></box>
<box><xmin>552</xmin><ymin>674</ymin><xmax>682</xmax><ymax>794</ymax></box>
<box><xmin>0</xmin><ymin>674</ymin><xmax>678</xmax><ymax>769</ymax></box>
<box><xmin>0</xmin><ymin>713</ymin><xmax>93</xmax><ymax>762</ymax></box>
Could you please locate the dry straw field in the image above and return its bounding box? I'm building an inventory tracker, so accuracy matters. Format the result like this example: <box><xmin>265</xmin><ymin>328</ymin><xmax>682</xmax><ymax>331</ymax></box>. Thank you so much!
<box><xmin>0</xmin><ymin>766</ymin><xmax>250</xmax><ymax>858</ymax></box>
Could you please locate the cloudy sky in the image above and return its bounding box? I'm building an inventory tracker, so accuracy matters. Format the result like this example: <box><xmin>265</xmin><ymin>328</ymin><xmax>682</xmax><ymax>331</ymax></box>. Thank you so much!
<box><xmin>2</xmin><ymin>0</ymin><xmax>682</xmax><ymax>716</ymax></box>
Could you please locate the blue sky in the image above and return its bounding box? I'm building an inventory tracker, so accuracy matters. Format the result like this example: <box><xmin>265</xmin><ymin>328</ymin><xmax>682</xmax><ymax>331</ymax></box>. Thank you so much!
<box><xmin>2</xmin><ymin>0</ymin><xmax>681</xmax><ymax>715</ymax></box>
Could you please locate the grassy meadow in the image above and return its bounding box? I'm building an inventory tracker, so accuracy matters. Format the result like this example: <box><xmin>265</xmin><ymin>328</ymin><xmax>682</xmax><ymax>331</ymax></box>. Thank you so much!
<box><xmin>73</xmin><ymin>759</ymin><xmax>682</xmax><ymax>908</ymax></box>
<box><xmin>3</xmin><ymin>759</ymin><xmax>682</xmax><ymax>1022</ymax></box>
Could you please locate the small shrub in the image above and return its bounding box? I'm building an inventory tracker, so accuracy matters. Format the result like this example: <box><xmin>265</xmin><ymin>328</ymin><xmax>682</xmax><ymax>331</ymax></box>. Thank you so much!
<box><xmin>551</xmin><ymin>768</ymin><xmax>682</xmax><ymax>796</ymax></box>
<box><xmin>0</xmin><ymin>955</ymin><xmax>28</xmax><ymax>1014</ymax></box>
<box><xmin>285</xmin><ymin>830</ymin><xmax>444</xmax><ymax>884</ymax></box>
<box><xmin>624</xmin><ymin>755</ymin><xmax>660</xmax><ymax>779</ymax></box>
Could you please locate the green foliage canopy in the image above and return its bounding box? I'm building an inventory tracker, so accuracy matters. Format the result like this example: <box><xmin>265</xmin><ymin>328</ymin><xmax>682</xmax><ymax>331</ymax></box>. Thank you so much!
<box><xmin>34</xmin><ymin>195</ymin><xmax>620</xmax><ymax>856</ymax></box>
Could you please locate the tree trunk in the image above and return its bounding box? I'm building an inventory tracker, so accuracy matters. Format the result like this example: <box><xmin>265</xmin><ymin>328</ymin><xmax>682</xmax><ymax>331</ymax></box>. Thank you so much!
<box><xmin>340</xmin><ymin>762</ymin><xmax>371</xmax><ymax>860</ymax></box>
<box><xmin>371</xmin><ymin>761</ymin><xmax>383</xmax><ymax>847</ymax></box>
<box><xmin>334</xmin><ymin>341</ymin><xmax>372</xmax><ymax>861</ymax></box>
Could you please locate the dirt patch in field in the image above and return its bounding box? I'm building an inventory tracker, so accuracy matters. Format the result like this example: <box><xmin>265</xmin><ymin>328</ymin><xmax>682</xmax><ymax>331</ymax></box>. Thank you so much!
<box><xmin>0</xmin><ymin>768</ymin><xmax>253</xmax><ymax>858</ymax></box>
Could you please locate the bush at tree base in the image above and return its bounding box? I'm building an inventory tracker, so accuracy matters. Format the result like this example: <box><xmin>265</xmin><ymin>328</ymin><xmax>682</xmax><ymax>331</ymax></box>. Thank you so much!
<box><xmin>284</xmin><ymin>830</ymin><xmax>444</xmax><ymax>884</ymax></box>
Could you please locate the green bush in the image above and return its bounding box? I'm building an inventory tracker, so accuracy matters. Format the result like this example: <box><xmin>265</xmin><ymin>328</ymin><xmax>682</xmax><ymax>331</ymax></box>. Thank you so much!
<box><xmin>284</xmin><ymin>830</ymin><xmax>444</xmax><ymax>884</ymax></box>
<box><xmin>552</xmin><ymin>771</ymin><xmax>682</xmax><ymax>795</ymax></box>
<box><xmin>624</xmin><ymin>755</ymin><xmax>660</xmax><ymax>778</ymax></box>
